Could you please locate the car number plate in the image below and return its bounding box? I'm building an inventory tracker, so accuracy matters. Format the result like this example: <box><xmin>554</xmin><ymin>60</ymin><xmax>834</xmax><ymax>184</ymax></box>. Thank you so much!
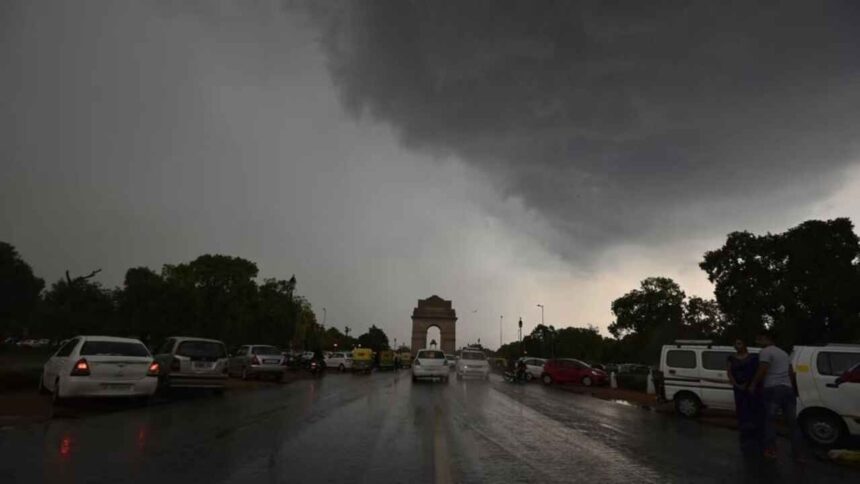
<box><xmin>193</xmin><ymin>361</ymin><xmax>214</xmax><ymax>370</ymax></box>
<box><xmin>264</xmin><ymin>359</ymin><xmax>278</xmax><ymax>364</ymax></box>
<box><xmin>102</xmin><ymin>383</ymin><xmax>132</xmax><ymax>390</ymax></box>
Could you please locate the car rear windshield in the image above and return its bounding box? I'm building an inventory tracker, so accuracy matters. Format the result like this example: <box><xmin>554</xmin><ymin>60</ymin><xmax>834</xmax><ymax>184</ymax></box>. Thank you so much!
<box><xmin>80</xmin><ymin>341</ymin><xmax>150</xmax><ymax>357</ymax></box>
<box><xmin>176</xmin><ymin>340</ymin><xmax>226</xmax><ymax>359</ymax></box>
<box><xmin>418</xmin><ymin>350</ymin><xmax>445</xmax><ymax>359</ymax></box>
<box><xmin>252</xmin><ymin>346</ymin><xmax>281</xmax><ymax>355</ymax></box>
<box><xmin>461</xmin><ymin>352</ymin><xmax>486</xmax><ymax>360</ymax></box>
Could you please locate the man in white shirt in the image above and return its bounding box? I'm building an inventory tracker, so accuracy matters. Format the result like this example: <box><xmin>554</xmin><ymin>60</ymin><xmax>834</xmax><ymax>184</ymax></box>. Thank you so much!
<box><xmin>752</xmin><ymin>329</ymin><xmax>803</xmax><ymax>461</ymax></box>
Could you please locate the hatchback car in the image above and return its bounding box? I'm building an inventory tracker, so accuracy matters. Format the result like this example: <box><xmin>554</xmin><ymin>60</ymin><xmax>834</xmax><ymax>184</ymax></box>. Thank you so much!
<box><xmin>325</xmin><ymin>351</ymin><xmax>354</xmax><ymax>371</ymax></box>
<box><xmin>541</xmin><ymin>359</ymin><xmax>607</xmax><ymax>386</ymax></box>
<box><xmin>40</xmin><ymin>336</ymin><xmax>159</xmax><ymax>403</ymax></box>
<box><xmin>456</xmin><ymin>350</ymin><xmax>490</xmax><ymax>381</ymax></box>
<box><xmin>153</xmin><ymin>337</ymin><xmax>229</xmax><ymax>391</ymax></box>
<box><xmin>518</xmin><ymin>357</ymin><xmax>547</xmax><ymax>381</ymax></box>
<box><xmin>228</xmin><ymin>345</ymin><xmax>286</xmax><ymax>380</ymax></box>
<box><xmin>412</xmin><ymin>349</ymin><xmax>449</xmax><ymax>382</ymax></box>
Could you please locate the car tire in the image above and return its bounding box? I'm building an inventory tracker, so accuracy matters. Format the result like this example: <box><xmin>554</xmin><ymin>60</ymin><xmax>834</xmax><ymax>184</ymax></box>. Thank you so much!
<box><xmin>581</xmin><ymin>376</ymin><xmax>593</xmax><ymax>387</ymax></box>
<box><xmin>525</xmin><ymin>372</ymin><xmax>533</xmax><ymax>382</ymax></box>
<box><xmin>542</xmin><ymin>374</ymin><xmax>553</xmax><ymax>385</ymax></box>
<box><xmin>339</xmin><ymin>364</ymin><xmax>345</xmax><ymax>372</ymax></box>
<box><xmin>674</xmin><ymin>392</ymin><xmax>702</xmax><ymax>418</ymax></box>
<box><xmin>52</xmin><ymin>378</ymin><xmax>64</xmax><ymax>405</ymax></box>
<box><xmin>802</xmin><ymin>410</ymin><xmax>846</xmax><ymax>446</ymax></box>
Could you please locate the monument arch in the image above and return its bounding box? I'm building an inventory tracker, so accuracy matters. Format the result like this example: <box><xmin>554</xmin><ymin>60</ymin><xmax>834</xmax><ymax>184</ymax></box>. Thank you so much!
<box><xmin>411</xmin><ymin>295</ymin><xmax>456</xmax><ymax>354</ymax></box>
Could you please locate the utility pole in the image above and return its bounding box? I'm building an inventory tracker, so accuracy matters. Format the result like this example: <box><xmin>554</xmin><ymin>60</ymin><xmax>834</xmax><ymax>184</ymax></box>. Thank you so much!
<box><xmin>536</xmin><ymin>304</ymin><xmax>544</xmax><ymax>326</ymax></box>
<box><xmin>518</xmin><ymin>317</ymin><xmax>523</xmax><ymax>344</ymax></box>
<box><xmin>499</xmin><ymin>315</ymin><xmax>503</xmax><ymax>348</ymax></box>
<box><xmin>322</xmin><ymin>307</ymin><xmax>327</xmax><ymax>329</ymax></box>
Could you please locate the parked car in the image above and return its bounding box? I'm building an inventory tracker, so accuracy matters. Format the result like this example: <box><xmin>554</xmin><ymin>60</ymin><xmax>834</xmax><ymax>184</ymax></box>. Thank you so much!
<box><xmin>792</xmin><ymin>344</ymin><xmax>860</xmax><ymax>445</ymax></box>
<box><xmin>228</xmin><ymin>345</ymin><xmax>286</xmax><ymax>380</ymax></box>
<box><xmin>412</xmin><ymin>349</ymin><xmax>449</xmax><ymax>382</ymax></box>
<box><xmin>541</xmin><ymin>358</ymin><xmax>607</xmax><ymax>386</ymax></box>
<box><xmin>445</xmin><ymin>354</ymin><xmax>457</xmax><ymax>371</ymax></box>
<box><xmin>325</xmin><ymin>351</ymin><xmax>354</xmax><ymax>371</ymax></box>
<box><xmin>40</xmin><ymin>336</ymin><xmax>159</xmax><ymax>402</ymax></box>
<box><xmin>456</xmin><ymin>350</ymin><xmax>490</xmax><ymax>381</ymax></box>
<box><xmin>398</xmin><ymin>351</ymin><xmax>412</xmax><ymax>369</ymax></box>
<box><xmin>660</xmin><ymin>341</ymin><xmax>759</xmax><ymax>418</ymax></box>
<box><xmin>518</xmin><ymin>357</ymin><xmax>547</xmax><ymax>381</ymax></box>
<box><xmin>153</xmin><ymin>337</ymin><xmax>229</xmax><ymax>392</ymax></box>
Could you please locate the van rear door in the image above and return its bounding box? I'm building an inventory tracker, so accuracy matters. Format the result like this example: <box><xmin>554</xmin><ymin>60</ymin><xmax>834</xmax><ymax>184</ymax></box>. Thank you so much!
<box><xmin>662</xmin><ymin>348</ymin><xmax>701</xmax><ymax>401</ymax></box>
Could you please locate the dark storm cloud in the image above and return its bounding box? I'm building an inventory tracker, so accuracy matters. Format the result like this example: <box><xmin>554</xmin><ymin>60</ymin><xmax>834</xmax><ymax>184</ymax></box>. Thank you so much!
<box><xmin>309</xmin><ymin>1</ymin><xmax>860</xmax><ymax>257</ymax></box>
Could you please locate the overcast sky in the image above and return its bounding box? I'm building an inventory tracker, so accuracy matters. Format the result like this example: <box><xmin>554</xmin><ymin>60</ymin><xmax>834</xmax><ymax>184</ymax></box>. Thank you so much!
<box><xmin>2</xmin><ymin>1</ymin><xmax>860</xmax><ymax>349</ymax></box>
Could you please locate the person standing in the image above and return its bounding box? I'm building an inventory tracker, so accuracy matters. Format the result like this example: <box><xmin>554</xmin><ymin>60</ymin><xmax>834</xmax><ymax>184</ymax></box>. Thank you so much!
<box><xmin>751</xmin><ymin>329</ymin><xmax>803</xmax><ymax>461</ymax></box>
<box><xmin>727</xmin><ymin>339</ymin><xmax>764</xmax><ymax>452</ymax></box>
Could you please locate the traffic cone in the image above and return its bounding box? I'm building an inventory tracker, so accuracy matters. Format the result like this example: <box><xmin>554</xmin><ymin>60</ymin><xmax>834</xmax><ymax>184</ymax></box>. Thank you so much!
<box><xmin>610</xmin><ymin>371</ymin><xmax>618</xmax><ymax>389</ymax></box>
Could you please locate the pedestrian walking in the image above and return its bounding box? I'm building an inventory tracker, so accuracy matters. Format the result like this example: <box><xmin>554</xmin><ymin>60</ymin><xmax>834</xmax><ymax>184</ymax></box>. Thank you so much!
<box><xmin>751</xmin><ymin>330</ymin><xmax>804</xmax><ymax>461</ymax></box>
<box><xmin>727</xmin><ymin>338</ymin><xmax>764</xmax><ymax>453</ymax></box>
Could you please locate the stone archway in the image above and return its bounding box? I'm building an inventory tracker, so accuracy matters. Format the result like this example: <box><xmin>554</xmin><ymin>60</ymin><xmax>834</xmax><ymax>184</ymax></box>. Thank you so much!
<box><xmin>411</xmin><ymin>295</ymin><xmax>457</xmax><ymax>354</ymax></box>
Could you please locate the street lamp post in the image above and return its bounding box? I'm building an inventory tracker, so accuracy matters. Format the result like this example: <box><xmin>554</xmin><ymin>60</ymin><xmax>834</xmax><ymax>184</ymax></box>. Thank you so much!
<box><xmin>322</xmin><ymin>307</ymin><xmax>327</xmax><ymax>328</ymax></box>
<box><xmin>536</xmin><ymin>304</ymin><xmax>544</xmax><ymax>326</ymax></box>
<box><xmin>499</xmin><ymin>315</ymin><xmax>503</xmax><ymax>348</ymax></box>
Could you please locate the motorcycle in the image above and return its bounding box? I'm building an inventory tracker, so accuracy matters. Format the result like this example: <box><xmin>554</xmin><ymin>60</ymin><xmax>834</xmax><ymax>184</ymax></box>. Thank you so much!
<box><xmin>308</xmin><ymin>360</ymin><xmax>325</xmax><ymax>378</ymax></box>
<box><xmin>503</xmin><ymin>368</ymin><xmax>529</xmax><ymax>383</ymax></box>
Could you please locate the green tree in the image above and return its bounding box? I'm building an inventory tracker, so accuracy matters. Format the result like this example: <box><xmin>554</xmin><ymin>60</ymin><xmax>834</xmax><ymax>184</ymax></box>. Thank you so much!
<box><xmin>0</xmin><ymin>242</ymin><xmax>45</xmax><ymax>336</ymax></box>
<box><xmin>609</xmin><ymin>277</ymin><xmax>686</xmax><ymax>363</ymax></box>
<box><xmin>42</xmin><ymin>276</ymin><xmax>115</xmax><ymax>339</ymax></box>
<box><xmin>701</xmin><ymin>218</ymin><xmax>860</xmax><ymax>346</ymax></box>
<box><xmin>357</xmin><ymin>325</ymin><xmax>390</xmax><ymax>352</ymax></box>
<box><xmin>682</xmin><ymin>297</ymin><xmax>727</xmax><ymax>339</ymax></box>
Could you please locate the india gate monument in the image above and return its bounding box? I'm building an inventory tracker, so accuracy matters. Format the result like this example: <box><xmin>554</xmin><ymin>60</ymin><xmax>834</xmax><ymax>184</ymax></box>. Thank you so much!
<box><xmin>410</xmin><ymin>295</ymin><xmax>457</xmax><ymax>354</ymax></box>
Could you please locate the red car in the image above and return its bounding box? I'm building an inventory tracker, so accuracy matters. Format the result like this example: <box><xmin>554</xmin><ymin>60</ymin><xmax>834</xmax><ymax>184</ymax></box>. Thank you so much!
<box><xmin>541</xmin><ymin>359</ymin><xmax>607</xmax><ymax>386</ymax></box>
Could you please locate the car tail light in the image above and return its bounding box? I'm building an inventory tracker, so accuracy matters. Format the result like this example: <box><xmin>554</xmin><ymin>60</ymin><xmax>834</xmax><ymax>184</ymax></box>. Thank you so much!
<box><xmin>70</xmin><ymin>358</ymin><xmax>90</xmax><ymax>376</ymax></box>
<box><xmin>146</xmin><ymin>361</ymin><xmax>160</xmax><ymax>377</ymax></box>
<box><xmin>251</xmin><ymin>355</ymin><xmax>260</xmax><ymax>365</ymax></box>
<box><xmin>170</xmin><ymin>357</ymin><xmax>181</xmax><ymax>371</ymax></box>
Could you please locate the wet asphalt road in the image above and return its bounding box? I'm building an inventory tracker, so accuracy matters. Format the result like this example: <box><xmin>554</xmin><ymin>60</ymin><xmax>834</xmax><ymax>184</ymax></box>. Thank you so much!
<box><xmin>1</xmin><ymin>372</ymin><xmax>858</xmax><ymax>484</ymax></box>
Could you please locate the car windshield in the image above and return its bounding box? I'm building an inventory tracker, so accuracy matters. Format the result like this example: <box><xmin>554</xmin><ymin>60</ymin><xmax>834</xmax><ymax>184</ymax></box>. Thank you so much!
<box><xmin>461</xmin><ymin>352</ymin><xmax>485</xmax><ymax>361</ymax></box>
<box><xmin>176</xmin><ymin>341</ymin><xmax>226</xmax><ymax>359</ymax></box>
<box><xmin>418</xmin><ymin>351</ymin><xmax>445</xmax><ymax>359</ymax></box>
<box><xmin>80</xmin><ymin>341</ymin><xmax>150</xmax><ymax>357</ymax></box>
<box><xmin>252</xmin><ymin>346</ymin><xmax>280</xmax><ymax>355</ymax></box>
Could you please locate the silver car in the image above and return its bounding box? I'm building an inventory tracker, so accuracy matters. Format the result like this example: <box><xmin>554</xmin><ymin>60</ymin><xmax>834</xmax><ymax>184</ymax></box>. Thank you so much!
<box><xmin>153</xmin><ymin>337</ymin><xmax>229</xmax><ymax>392</ymax></box>
<box><xmin>228</xmin><ymin>345</ymin><xmax>286</xmax><ymax>380</ymax></box>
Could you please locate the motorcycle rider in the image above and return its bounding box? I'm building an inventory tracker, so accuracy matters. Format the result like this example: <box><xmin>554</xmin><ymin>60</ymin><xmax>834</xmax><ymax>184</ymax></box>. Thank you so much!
<box><xmin>516</xmin><ymin>358</ymin><xmax>528</xmax><ymax>381</ymax></box>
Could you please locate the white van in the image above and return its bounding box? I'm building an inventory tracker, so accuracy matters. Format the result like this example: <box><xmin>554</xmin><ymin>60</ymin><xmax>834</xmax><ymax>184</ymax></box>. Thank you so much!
<box><xmin>792</xmin><ymin>344</ymin><xmax>860</xmax><ymax>445</ymax></box>
<box><xmin>659</xmin><ymin>341</ymin><xmax>758</xmax><ymax>418</ymax></box>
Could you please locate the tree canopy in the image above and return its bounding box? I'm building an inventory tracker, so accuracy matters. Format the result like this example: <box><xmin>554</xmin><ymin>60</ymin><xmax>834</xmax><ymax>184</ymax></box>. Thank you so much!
<box><xmin>701</xmin><ymin>218</ymin><xmax>860</xmax><ymax>346</ymax></box>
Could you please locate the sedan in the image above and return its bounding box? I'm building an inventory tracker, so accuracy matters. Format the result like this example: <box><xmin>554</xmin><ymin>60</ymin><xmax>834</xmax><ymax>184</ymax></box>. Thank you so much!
<box><xmin>228</xmin><ymin>345</ymin><xmax>286</xmax><ymax>380</ymax></box>
<box><xmin>40</xmin><ymin>336</ymin><xmax>159</xmax><ymax>403</ymax></box>
<box><xmin>518</xmin><ymin>357</ymin><xmax>547</xmax><ymax>381</ymax></box>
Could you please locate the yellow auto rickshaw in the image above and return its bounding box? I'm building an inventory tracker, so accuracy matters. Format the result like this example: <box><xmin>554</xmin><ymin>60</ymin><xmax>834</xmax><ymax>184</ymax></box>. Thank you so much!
<box><xmin>398</xmin><ymin>351</ymin><xmax>412</xmax><ymax>368</ymax></box>
<box><xmin>352</xmin><ymin>348</ymin><xmax>373</xmax><ymax>374</ymax></box>
<box><xmin>378</xmin><ymin>350</ymin><xmax>396</xmax><ymax>370</ymax></box>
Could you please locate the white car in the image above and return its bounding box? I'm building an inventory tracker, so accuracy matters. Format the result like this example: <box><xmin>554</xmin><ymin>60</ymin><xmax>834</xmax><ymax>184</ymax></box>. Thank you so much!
<box><xmin>412</xmin><ymin>349</ymin><xmax>449</xmax><ymax>382</ymax></box>
<box><xmin>792</xmin><ymin>344</ymin><xmax>860</xmax><ymax>445</ymax></box>
<box><xmin>40</xmin><ymin>336</ymin><xmax>159</xmax><ymax>402</ymax></box>
<box><xmin>456</xmin><ymin>350</ymin><xmax>490</xmax><ymax>381</ymax></box>
<box><xmin>518</xmin><ymin>357</ymin><xmax>547</xmax><ymax>381</ymax></box>
<box><xmin>325</xmin><ymin>351</ymin><xmax>354</xmax><ymax>371</ymax></box>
